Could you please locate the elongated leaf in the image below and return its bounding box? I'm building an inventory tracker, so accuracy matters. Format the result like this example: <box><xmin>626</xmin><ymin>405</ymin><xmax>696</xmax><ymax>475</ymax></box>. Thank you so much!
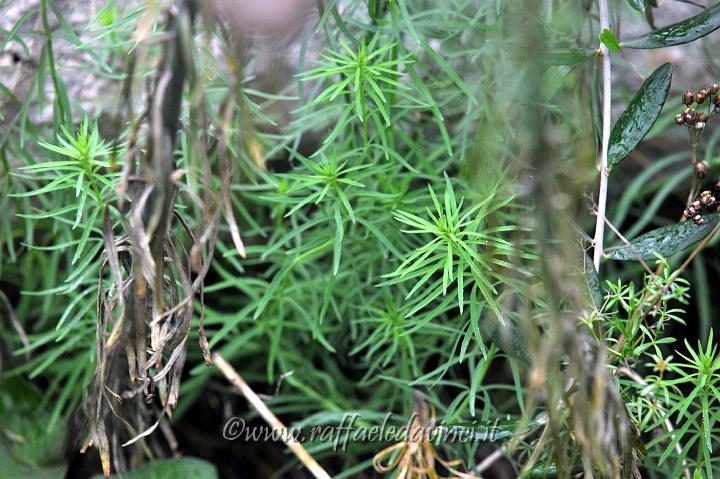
<box><xmin>607</xmin><ymin>63</ymin><xmax>672</xmax><ymax>171</ymax></box>
<box><xmin>444</xmin><ymin>417</ymin><xmax>542</xmax><ymax>442</ymax></box>
<box><xmin>626</xmin><ymin>0</ymin><xmax>648</xmax><ymax>12</ymax></box>
<box><xmin>579</xmin><ymin>251</ymin><xmax>603</xmax><ymax>310</ymax></box>
<box><xmin>622</xmin><ymin>3</ymin><xmax>720</xmax><ymax>49</ymax></box>
<box><xmin>543</xmin><ymin>48</ymin><xmax>596</xmax><ymax>66</ymax></box>
<box><xmin>607</xmin><ymin>215</ymin><xmax>720</xmax><ymax>260</ymax></box>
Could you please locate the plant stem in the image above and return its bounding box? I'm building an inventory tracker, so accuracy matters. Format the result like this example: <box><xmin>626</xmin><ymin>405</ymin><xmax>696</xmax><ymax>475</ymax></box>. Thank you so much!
<box><xmin>40</xmin><ymin>0</ymin><xmax>66</xmax><ymax>125</ymax></box>
<box><xmin>213</xmin><ymin>353</ymin><xmax>333</xmax><ymax>479</ymax></box>
<box><xmin>592</xmin><ymin>0</ymin><xmax>612</xmax><ymax>272</ymax></box>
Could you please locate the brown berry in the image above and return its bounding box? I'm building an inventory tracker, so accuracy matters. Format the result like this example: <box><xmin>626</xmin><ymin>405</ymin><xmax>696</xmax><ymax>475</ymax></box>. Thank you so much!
<box><xmin>684</xmin><ymin>90</ymin><xmax>695</xmax><ymax>105</ymax></box>
<box><xmin>697</xmin><ymin>93</ymin><xmax>706</xmax><ymax>104</ymax></box>
<box><xmin>699</xmin><ymin>113</ymin><xmax>708</xmax><ymax>122</ymax></box>
<box><xmin>711</xmin><ymin>83</ymin><xmax>719</xmax><ymax>95</ymax></box>
<box><xmin>694</xmin><ymin>215</ymin><xmax>704</xmax><ymax>225</ymax></box>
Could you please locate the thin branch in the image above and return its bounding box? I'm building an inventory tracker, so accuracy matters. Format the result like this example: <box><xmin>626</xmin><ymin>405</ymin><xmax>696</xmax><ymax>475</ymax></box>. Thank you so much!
<box><xmin>475</xmin><ymin>448</ymin><xmax>504</xmax><ymax>474</ymax></box>
<box><xmin>213</xmin><ymin>353</ymin><xmax>333</xmax><ymax>479</ymax></box>
<box><xmin>674</xmin><ymin>0</ymin><xmax>706</xmax><ymax>9</ymax></box>
<box><xmin>592</xmin><ymin>0</ymin><xmax>612</xmax><ymax>272</ymax></box>
<box><xmin>599</xmin><ymin>212</ymin><xmax>653</xmax><ymax>275</ymax></box>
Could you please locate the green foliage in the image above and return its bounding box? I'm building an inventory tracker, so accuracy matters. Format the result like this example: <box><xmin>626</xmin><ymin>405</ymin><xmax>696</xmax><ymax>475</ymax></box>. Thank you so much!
<box><xmin>592</xmin><ymin>259</ymin><xmax>720</xmax><ymax>477</ymax></box>
<box><xmin>2</xmin><ymin>0</ymin><xmax>720</xmax><ymax>478</ymax></box>
<box><xmin>298</xmin><ymin>35</ymin><xmax>411</xmax><ymax>153</ymax></box>
<box><xmin>13</xmin><ymin>119</ymin><xmax>116</xmax><ymax>262</ymax></box>
<box><xmin>381</xmin><ymin>173</ymin><xmax>516</xmax><ymax>320</ymax></box>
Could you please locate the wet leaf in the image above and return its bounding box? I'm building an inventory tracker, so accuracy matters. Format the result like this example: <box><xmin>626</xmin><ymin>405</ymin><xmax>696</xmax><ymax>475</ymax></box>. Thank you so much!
<box><xmin>607</xmin><ymin>63</ymin><xmax>672</xmax><ymax>171</ymax></box>
<box><xmin>606</xmin><ymin>215</ymin><xmax>720</xmax><ymax>260</ymax></box>
<box><xmin>626</xmin><ymin>0</ymin><xmax>648</xmax><ymax>12</ymax></box>
<box><xmin>599</xmin><ymin>28</ymin><xmax>621</xmax><ymax>52</ymax></box>
<box><xmin>622</xmin><ymin>3</ymin><xmax>720</xmax><ymax>49</ymax></box>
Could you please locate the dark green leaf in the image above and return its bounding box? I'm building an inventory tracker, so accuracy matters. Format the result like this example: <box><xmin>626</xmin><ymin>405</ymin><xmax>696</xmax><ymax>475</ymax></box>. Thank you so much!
<box><xmin>607</xmin><ymin>63</ymin><xmax>672</xmax><ymax>171</ymax></box>
<box><xmin>92</xmin><ymin>457</ymin><xmax>218</xmax><ymax>479</ymax></box>
<box><xmin>607</xmin><ymin>215</ymin><xmax>720</xmax><ymax>260</ymax></box>
<box><xmin>622</xmin><ymin>3</ymin><xmax>720</xmax><ymax>49</ymax></box>
<box><xmin>599</xmin><ymin>28</ymin><xmax>621</xmax><ymax>52</ymax></box>
<box><xmin>626</xmin><ymin>0</ymin><xmax>648</xmax><ymax>12</ymax></box>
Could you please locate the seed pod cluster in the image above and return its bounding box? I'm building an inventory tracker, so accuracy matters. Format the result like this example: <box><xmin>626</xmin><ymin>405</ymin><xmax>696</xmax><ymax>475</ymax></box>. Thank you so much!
<box><xmin>677</xmin><ymin>83</ymin><xmax>720</xmax><ymax>131</ymax></box>
<box><xmin>676</xmin><ymin>107</ymin><xmax>707</xmax><ymax>130</ymax></box>
<box><xmin>675</xmin><ymin>108</ymin><xmax>708</xmax><ymax>130</ymax></box>
<box><xmin>683</xmin><ymin>184</ymin><xmax>720</xmax><ymax>225</ymax></box>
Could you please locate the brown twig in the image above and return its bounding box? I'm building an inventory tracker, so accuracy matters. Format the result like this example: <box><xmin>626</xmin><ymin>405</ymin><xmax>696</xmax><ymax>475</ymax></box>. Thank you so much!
<box><xmin>213</xmin><ymin>353</ymin><xmax>333</xmax><ymax>479</ymax></box>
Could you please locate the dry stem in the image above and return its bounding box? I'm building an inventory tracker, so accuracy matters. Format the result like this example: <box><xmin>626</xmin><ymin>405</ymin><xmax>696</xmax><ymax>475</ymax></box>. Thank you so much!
<box><xmin>213</xmin><ymin>353</ymin><xmax>332</xmax><ymax>479</ymax></box>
